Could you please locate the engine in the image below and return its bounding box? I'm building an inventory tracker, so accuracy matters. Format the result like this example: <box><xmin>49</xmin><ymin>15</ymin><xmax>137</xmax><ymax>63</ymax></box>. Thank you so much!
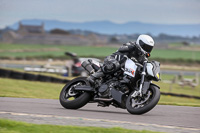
<box><xmin>98</xmin><ymin>79</ymin><xmax>129</xmax><ymax>98</ymax></box>
<box><xmin>98</xmin><ymin>83</ymin><xmax>110</xmax><ymax>98</ymax></box>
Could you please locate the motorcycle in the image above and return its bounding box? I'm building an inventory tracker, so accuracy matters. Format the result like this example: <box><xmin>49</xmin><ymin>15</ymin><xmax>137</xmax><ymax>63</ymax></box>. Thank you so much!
<box><xmin>59</xmin><ymin>47</ymin><xmax>161</xmax><ymax>115</ymax></box>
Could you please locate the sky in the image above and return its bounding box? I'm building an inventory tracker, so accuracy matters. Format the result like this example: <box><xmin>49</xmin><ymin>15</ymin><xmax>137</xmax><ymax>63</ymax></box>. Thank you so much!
<box><xmin>0</xmin><ymin>0</ymin><xmax>200</xmax><ymax>28</ymax></box>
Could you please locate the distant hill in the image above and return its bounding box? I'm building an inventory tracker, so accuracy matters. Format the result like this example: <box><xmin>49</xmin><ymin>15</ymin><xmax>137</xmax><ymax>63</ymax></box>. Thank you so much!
<box><xmin>9</xmin><ymin>19</ymin><xmax>200</xmax><ymax>37</ymax></box>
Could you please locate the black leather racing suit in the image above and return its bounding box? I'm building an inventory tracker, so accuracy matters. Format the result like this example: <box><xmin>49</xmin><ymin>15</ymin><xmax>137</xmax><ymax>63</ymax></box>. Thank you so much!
<box><xmin>88</xmin><ymin>42</ymin><xmax>146</xmax><ymax>85</ymax></box>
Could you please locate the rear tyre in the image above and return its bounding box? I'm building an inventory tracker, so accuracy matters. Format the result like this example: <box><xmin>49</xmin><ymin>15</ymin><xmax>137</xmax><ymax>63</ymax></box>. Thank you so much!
<box><xmin>126</xmin><ymin>85</ymin><xmax>160</xmax><ymax>115</ymax></box>
<box><xmin>59</xmin><ymin>77</ymin><xmax>91</xmax><ymax>109</ymax></box>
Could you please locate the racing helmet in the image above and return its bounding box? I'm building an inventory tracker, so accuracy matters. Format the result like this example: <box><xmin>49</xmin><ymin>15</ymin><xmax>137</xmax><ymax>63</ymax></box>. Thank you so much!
<box><xmin>136</xmin><ymin>35</ymin><xmax>154</xmax><ymax>53</ymax></box>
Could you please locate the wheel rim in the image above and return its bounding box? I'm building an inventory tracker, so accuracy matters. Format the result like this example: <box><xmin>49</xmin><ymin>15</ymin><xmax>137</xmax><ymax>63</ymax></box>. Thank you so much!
<box><xmin>63</xmin><ymin>81</ymin><xmax>86</xmax><ymax>101</ymax></box>
<box><xmin>130</xmin><ymin>89</ymin><xmax>154</xmax><ymax>109</ymax></box>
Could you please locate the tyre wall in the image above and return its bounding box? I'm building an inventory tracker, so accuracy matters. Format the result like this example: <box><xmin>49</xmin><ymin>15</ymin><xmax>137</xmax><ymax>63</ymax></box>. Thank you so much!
<box><xmin>0</xmin><ymin>68</ymin><xmax>69</xmax><ymax>84</ymax></box>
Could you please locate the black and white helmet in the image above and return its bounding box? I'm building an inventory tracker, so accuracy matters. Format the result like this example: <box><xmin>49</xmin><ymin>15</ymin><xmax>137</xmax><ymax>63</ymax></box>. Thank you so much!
<box><xmin>136</xmin><ymin>35</ymin><xmax>154</xmax><ymax>53</ymax></box>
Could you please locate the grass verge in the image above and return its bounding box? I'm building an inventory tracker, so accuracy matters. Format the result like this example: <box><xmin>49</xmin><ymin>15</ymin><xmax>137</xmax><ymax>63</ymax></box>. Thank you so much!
<box><xmin>0</xmin><ymin>119</ymin><xmax>162</xmax><ymax>133</ymax></box>
<box><xmin>0</xmin><ymin>78</ymin><xmax>200</xmax><ymax>106</ymax></box>
<box><xmin>160</xmin><ymin>95</ymin><xmax>200</xmax><ymax>107</ymax></box>
<box><xmin>0</xmin><ymin>78</ymin><xmax>64</xmax><ymax>99</ymax></box>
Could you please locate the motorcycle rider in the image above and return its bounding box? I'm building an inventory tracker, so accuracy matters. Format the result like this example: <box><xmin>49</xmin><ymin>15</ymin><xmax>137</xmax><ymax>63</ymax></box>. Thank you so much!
<box><xmin>87</xmin><ymin>34</ymin><xmax>155</xmax><ymax>86</ymax></box>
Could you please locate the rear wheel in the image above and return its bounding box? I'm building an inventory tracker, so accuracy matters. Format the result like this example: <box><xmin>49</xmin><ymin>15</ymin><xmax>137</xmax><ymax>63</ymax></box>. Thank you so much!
<box><xmin>59</xmin><ymin>77</ymin><xmax>91</xmax><ymax>109</ymax></box>
<box><xmin>126</xmin><ymin>85</ymin><xmax>160</xmax><ymax>115</ymax></box>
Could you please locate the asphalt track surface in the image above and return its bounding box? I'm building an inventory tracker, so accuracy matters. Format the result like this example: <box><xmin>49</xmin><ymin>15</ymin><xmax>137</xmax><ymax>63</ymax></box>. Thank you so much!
<box><xmin>0</xmin><ymin>97</ymin><xmax>200</xmax><ymax>133</ymax></box>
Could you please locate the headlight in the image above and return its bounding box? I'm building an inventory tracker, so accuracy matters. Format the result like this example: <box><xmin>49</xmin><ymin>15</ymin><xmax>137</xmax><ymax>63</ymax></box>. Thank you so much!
<box><xmin>156</xmin><ymin>73</ymin><xmax>160</xmax><ymax>79</ymax></box>
<box><xmin>156</xmin><ymin>73</ymin><xmax>161</xmax><ymax>81</ymax></box>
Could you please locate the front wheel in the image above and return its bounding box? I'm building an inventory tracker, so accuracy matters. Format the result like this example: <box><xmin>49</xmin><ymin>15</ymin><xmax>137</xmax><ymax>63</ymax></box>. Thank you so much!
<box><xmin>126</xmin><ymin>85</ymin><xmax>160</xmax><ymax>115</ymax></box>
<box><xmin>59</xmin><ymin>77</ymin><xmax>91</xmax><ymax>109</ymax></box>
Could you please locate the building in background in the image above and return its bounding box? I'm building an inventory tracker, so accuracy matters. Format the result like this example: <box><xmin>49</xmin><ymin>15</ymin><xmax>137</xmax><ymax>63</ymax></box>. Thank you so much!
<box><xmin>18</xmin><ymin>22</ymin><xmax>45</xmax><ymax>35</ymax></box>
<box><xmin>0</xmin><ymin>22</ymin><xmax>107</xmax><ymax>45</ymax></box>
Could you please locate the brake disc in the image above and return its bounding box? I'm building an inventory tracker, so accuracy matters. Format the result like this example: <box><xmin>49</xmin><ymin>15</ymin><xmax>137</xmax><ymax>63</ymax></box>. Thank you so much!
<box><xmin>68</xmin><ymin>82</ymin><xmax>82</xmax><ymax>96</ymax></box>
<box><xmin>131</xmin><ymin>91</ymin><xmax>151</xmax><ymax>107</ymax></box>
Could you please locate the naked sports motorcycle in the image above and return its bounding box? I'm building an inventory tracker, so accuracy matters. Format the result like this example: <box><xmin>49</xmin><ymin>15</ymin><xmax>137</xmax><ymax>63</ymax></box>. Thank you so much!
<box><xmin>59</xmin><ymin>48</ymin><xmax>161</xmax><ymax>115</ymax></box>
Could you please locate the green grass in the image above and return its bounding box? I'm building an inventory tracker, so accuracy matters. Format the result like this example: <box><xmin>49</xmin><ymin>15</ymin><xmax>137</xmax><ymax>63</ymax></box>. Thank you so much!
<box><xmin>1</xmin><ymin>43</ymin><xmax>200</xmax><ymax>62</ymax></box>
<box><xmin>169</xmin><ymin>42</ymin><xmax>200</xmax><ymax>47</ymax></box>
<box><xmin>0</xmin><ymin>43</ymin><xmax>116</xmax><ymax>58</ymax></box>
<box><xmin>151</xmin><ymin>49</ymin><xmax>200</xmax><ymax>61</ymax></box>
<box><xmin>0</xmin><ymin>43</ymin><xmax>56</xmax><ymax>50</ymax></box>
<box><xmin>0</xmin><ymin>78</ymin><xmax>64</xmax><ymax>99</ymax></box>
<box><xmin>158</xmin><ymin>82</ymin><xmax>200</xmax><ymax>97</ymax></box>
<box><xmin>157</xmin><ymin>74</ymin><xmax>200</xmax><ymax>97</ymax></box>
<box><xmin>168</xmin><ymin>43</ymin><xmax>185</xmax><ymax>47</ymax></box>
<box><xmin>0</xmin><ymin>119</ymin><xmax>162</xmax><ymax>133</ymax></box>
<box><xmin>160</xmin><ymin>95</ymin><xmax>200</xmax><ymax>107</ymax></box>
<box><xmin>0</xmin><ymin>78</ymin><xmax>200</xmax><ymax>106</ymax></box>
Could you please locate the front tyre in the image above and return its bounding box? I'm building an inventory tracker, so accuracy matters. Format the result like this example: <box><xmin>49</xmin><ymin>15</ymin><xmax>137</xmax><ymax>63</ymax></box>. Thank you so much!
<box><xmin>126</xmin><ymin>85</ymin><xmax>160</xmax><ymax>115</ymax></box>
<box><xmin>59</xmin><ymin>77</ymin><xmax>91</xmax><ymax>109</ymax></box>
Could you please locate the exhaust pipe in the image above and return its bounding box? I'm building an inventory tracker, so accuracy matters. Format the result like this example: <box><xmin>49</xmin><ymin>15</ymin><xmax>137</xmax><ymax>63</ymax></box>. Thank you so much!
<box><xmin>81</xmin><ymin>60</ymin><xmax>95</xmax><ymax>74</ymax></box>
<box><xmin>94</xmin><ymin>98</ymin><xmax>113</xmax><ymax>102</ymax></box>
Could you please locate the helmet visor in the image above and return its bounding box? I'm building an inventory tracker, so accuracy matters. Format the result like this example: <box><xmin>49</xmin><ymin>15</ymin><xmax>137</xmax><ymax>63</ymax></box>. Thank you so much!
<box><xmin>139</xmin><ymin>40</ymin><xmax>153</xmax><ymax>53</ymax></box>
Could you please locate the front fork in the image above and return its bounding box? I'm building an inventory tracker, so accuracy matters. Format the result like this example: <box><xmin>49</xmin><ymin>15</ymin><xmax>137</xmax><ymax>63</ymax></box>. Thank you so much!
<box><xmin>131</xmin><ymin>61</ymin><xmax>147</xmax><ymax>97</ymax></box>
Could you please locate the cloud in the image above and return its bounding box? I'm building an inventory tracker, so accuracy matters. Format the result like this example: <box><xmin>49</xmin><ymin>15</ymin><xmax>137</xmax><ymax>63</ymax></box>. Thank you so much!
<box><xmin>0</xmin><ymin>0</ymin><xmax>199</xmax><ymax>28</ymax></box>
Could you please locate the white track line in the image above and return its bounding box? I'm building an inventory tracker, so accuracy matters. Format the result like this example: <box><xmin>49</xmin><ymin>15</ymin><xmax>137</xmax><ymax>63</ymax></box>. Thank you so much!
<box><xmin>0</xmin><ymin>111</ymin><xmax>200</xmax><ymax>131</ymax></box>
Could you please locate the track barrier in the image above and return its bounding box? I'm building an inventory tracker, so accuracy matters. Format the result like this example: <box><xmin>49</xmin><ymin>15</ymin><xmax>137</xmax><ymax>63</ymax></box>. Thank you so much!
<box><xmin>0</xmin><ymin>68</ymin><xmax>69</xmax><ymax>84</ymax></box>
<box><xmin>161</xmin><ymin>92</ymin><xmax>200</xmax><ymax>99</ymax></box>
